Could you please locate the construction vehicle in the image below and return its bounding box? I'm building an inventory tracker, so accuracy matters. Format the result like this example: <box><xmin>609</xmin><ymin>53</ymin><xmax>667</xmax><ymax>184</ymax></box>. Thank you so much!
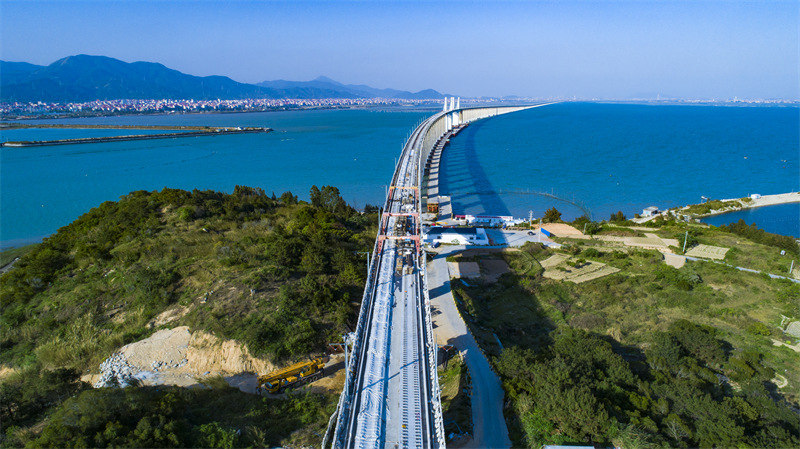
<box><xmin>257</xmin><ymin>357</ymin><xmax>327</xmax><ymax>394</ymax></box>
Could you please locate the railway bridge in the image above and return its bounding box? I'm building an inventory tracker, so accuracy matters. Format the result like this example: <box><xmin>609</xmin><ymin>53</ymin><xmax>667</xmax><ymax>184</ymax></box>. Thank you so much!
<box><xmin>324</xmin><ymin>99</ymin><xmax>542</xmax><ymax>449</ymax></box>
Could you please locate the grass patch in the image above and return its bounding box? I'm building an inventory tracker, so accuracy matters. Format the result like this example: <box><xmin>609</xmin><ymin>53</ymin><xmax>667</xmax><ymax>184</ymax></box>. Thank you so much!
<box><xmin>439</xmin><ymin>356</ymin><xmax>472</xmax><ymax>439</ymax></box>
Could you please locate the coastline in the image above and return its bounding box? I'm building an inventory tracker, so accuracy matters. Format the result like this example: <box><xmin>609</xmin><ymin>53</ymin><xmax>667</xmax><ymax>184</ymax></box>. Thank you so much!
<box><xmin>691</xmin><ymin>192</ymin><xmax>800</xmax><ymax>218</ymax></box>
<box><xmin>0</xmin><ymin>103</ymin><xmax>442</xmax><ymax>122</ymax></box>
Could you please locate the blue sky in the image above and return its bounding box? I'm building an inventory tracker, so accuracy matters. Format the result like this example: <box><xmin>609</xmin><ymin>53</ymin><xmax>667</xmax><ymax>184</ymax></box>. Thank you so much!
<box><xmin>1</xmin><ymin>0</ymin><xmax>797</xmax><ymax>99</ymax></box>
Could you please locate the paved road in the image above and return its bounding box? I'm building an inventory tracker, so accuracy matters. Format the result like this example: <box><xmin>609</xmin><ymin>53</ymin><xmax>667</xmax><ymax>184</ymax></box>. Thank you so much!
<box><xmin>427</xmin><ymin>247</ymin><xmax>512</xmax><ymax>449</ymax></box>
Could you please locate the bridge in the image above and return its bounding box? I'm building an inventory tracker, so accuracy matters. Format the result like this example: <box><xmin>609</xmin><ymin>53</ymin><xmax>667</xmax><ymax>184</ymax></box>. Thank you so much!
<box><xmin>324</xmin><ymin>99</ymin><xmax>544</xmax><ymax>449</ymax></box>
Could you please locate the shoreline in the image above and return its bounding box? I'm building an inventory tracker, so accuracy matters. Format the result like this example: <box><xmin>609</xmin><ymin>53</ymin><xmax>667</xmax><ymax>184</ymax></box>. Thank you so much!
<box><xmin>0</xmin><ymin>103</ymin><xmax>443</xmax><ymax>122</ymax></box>
<box><xmin>631</xmin><ymin>191</ymin><xmax>800</xmax><ymax>224</ymax></box>
<box><xmin>693</xmin><ymin>192</ymin><xmax>800</xmax><ymax>218</ymax></box>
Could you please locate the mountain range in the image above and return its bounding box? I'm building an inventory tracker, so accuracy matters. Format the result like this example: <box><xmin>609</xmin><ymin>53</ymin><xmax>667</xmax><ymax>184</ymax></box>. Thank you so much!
<box><xmin>0</xmin><ymin>55</ymin><xmax>446</xmax><ymax>102</ymax></box>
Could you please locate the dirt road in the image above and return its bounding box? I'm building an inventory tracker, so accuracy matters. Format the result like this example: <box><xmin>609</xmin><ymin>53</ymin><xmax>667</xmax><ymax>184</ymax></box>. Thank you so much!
<box><xmin>428</xmin><ymin>247</ymin><xmax>511</xmax><ymax>449</ymax></box>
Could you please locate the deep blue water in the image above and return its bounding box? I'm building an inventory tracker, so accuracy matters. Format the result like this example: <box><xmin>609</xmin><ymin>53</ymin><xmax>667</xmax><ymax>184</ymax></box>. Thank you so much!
<box><xmin>1</xmin><ymin>108</ymin><xmax>430</xmax><ymax>247</ymax></box>
<box><xmin>701</xmin><ymin>202</ymin><xmax>800</xmax><ymax>238</ymax></box>
<box><xmin>441</xmin><ymin>103</ymin><xmax>799</xmax><ymax>224</ymax></box>
<box><xmin>2</xmin><ymin>103</ymin><xmax>798</xmax><ymax>248</ymax></box>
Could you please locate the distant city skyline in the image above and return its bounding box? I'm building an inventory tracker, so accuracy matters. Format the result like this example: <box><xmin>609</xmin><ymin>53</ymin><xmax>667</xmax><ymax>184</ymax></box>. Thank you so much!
<box><xmin>1</xmin><ymin>0</ymin><xmax>797</xmax><ymax>100</ymax></box>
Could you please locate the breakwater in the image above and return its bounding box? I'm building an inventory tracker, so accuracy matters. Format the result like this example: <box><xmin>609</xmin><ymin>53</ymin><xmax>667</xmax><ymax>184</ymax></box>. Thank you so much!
<box><xmin>0</xmin><ymin>123</ymin><xmax>245</xmax><ymax>131</ymax></box>
<box><xmin>0</xmin><ymin>127</ymin><xmax>271</xmax><ymax>147</ymax></box>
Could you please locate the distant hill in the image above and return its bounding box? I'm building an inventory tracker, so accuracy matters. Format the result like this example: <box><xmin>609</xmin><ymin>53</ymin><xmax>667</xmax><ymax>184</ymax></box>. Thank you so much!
<box><xmin>0</xmin><ymin>55</ymin><xmax>447</xmax><ymax>102</ymax></box>
<box><xmin>257</xmin><ymin>76</ymin><xmax>447</xmax><ymax>100</ymax></box>
<box><xmin>0</xmin><ymin>55</ymin><xmax>276</xmax><ymax>102</ymax></box>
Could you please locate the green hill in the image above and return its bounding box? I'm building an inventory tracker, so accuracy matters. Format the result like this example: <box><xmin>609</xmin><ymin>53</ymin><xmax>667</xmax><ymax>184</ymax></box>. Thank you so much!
<box><xmin>0</xmin><ymin>185</ymin><xmax>377</xmax><ymax>446</ymax></box>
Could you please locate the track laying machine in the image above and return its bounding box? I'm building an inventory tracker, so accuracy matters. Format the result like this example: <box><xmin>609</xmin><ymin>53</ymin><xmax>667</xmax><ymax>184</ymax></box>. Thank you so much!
<box><xmin>257</xmin><ymin>357</ymin><xmax>327</xmax><ymax>394</ymax></box>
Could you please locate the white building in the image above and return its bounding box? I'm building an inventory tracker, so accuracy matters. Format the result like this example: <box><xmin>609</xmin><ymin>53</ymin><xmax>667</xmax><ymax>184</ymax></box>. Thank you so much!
<box><xmin>453</xmin><ymin>214</ymin><xmax>516</xmax><ymax>227</ymax></box>
<box><xmin>423</xmin><ymin>226</ymin><xmax>489</xmax><ymax>245</ymax></box>
<box><xmin>641</xmin><ymin>206</ymin><xmax>660</xmax><ymax>217</ymax></box>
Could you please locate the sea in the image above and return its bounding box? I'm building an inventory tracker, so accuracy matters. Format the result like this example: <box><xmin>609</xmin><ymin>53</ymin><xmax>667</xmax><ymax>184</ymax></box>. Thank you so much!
<box><xmin>441</xmin><ymin>102</ymin><xmax>798</xmax><ymax>232</ymax></box>
<box><xmin>1</xmin><ymin>103</ymin><xmax>798</xmax><ymax>248</ymax></box>
<box><xmin>701</xmin><ymin>202</ymin><xmax>800</xmax><ymax>238</ymax></box>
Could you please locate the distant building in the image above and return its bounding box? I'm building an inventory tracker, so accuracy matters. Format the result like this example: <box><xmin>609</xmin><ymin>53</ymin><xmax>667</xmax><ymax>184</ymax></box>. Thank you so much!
<box><xmin>423</xmin><ymin>226</ymin><xmax>489</xmax><ymax>245</ymax></box>
<box><xmin>641</xmin><ymin>206</ymin><xmax>660</xmax><ymax>217</ymax></box>
<box><xmin>750</xmin><ymin>193</ymin><xmax>762</xmax><ymax>200</ymax></box>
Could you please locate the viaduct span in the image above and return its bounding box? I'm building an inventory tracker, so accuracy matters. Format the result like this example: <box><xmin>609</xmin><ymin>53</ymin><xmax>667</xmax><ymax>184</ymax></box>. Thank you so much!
<box><xmin>325</xmin><ymin>99</ymin><xmax>540</xmax><ymax>449</ymax></box>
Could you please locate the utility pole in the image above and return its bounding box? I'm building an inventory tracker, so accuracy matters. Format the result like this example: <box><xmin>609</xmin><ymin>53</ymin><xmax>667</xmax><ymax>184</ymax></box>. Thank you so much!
<box><xmin>682</xmin><ymin>230</ymin><xmax>688</xmax><ymax>253</ymax></box>
<box><xmin>790</xmin><ymin>260</ymin><xmax>795</xmax><ymax>274</ymax></box>
<box><xmin>529</xmin><ymin>210</ymin><xmax>533</xmax><ymax>229</ymax></box>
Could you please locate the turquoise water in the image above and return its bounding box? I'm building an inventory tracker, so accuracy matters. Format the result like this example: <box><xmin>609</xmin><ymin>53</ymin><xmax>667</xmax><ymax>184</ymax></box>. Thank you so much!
<box><xmin>701</xmin><ymin>202</ymin><xmax>800</xmax><ymax>238</ymax></box>
<box><xmin>1</xmin><ymin>108</ymin><xmax>431</xmax><ymax>247</ymax></box>
<box><xmin>441</xmin><ymin>103</ymin><xmax>799</xmax><ymax>223</ymax></box>
<box><xmin>2</xmin><ymin>103</ymin><xmax>798</xmax><ymax>247</ymax></box>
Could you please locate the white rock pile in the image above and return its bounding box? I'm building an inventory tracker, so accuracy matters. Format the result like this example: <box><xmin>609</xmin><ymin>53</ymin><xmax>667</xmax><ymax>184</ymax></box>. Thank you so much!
<box><xmin>94</xmin><ymin>352</ymin><xmax>138</xmax><ymax>388</ymax></box>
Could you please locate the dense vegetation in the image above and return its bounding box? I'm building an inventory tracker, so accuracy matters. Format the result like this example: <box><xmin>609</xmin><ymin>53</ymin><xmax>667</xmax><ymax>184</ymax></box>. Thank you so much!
<box><xmin>721</xmin><ymin>218</ymin><xmax>799</xmax><ymax>255</ymax></box>
<box><xmin>438</xmin><ymin>356</ymin><xmax>472</xmax><ymax>439</ymax></box>
<box><xmin>2</xmin><ymin>370</ymin><xmax>334</xmax><ymax>448</ymax></box>
<box><xmin>451</xmin><ymin>232</ymin><xmax>800</xmax><ymax>448</ymax></box>
<box><xmin>0</xmin><ymin>185</ymin><xmax>376</xmax><ymax>446</ymax></box>
<box><xmin>680</xmin><ymin>199</ymin><xmax>744</xmax><ymax>216</ymax></box>
<box><xmin>497</xmin><ymin>324</ymin><xmax>798</xmax><ymax>448</ymax></box>
<box><xmin>1</xmin><ymin>185</ymin><xmax>376</xmax><ymax>368</ymax></box>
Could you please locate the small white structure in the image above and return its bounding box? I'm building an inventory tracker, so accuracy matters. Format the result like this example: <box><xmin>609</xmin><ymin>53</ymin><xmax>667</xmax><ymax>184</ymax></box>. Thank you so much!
<box><xmin>641</xmin><ymin>206</ymin><xmax>660</xmax><ymax>217</ymax></box>
<box><xmin>750</xmin><ymin>193</ymin><xmax>762</xmax><ymax>200</ymax></box>
<box><xmin>423</xmin><ymin>226</ymin><xmax>489</xmax><ymax>245</ymax></box>
<box><xmin>454</xmin><ymin>214</ymin><xmax>516</xmax><ymax>227</ymax></box>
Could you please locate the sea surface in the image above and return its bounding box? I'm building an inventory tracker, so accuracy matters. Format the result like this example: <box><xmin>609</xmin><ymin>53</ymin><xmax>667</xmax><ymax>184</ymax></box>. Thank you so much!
<box><xmin>441</xmin><ymin>102</ymin><xmax>798</xmax><ymax>224</ymax></box>
<box><xmin>701</xmin><ymin>202</ymin><xmax>800</xmax><ymax>238</ymax></box>
<box><xmin>1</xmin><ymin>103</ymin><xmax>798</xmax><ymax>248</ymax></box>
<box><xmin>0</xmin><ymin>108</ymin><xmax>430</xmax><ymax>247</ymax></box>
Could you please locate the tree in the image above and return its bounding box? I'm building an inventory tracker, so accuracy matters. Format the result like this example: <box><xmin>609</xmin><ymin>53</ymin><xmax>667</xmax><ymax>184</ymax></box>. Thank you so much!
<box><xmin>279</xmin><ymin>191</ymin><xmax>297</xmax><ymax>205</ymax></box>
<box><xmin>543</xmin><ymin>207</ymin><xmax>561</xmax><ymax>223</ymax></box>
<box><xmin>584</xmin><ymin>222</ymin><xmax>601</xmax><ymax>235</ymax></box>
<box><xmin>310</xmin><ymin>185</ymin><xmax>349</xmax><ymax>215</ymax></box>
<box><xmin>610</xmin><ymin>211</ymin><xmax>626</xmax><ymax>222</ymax></box>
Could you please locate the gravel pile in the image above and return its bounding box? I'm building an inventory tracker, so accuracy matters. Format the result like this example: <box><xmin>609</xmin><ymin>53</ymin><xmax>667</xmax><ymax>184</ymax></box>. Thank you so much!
<box><xmin>151</xmin><ymin>358</ymin><xmax>187</xmax><ymax>371</ymax></box>
<box><xmin>94</xmin><ymin>352</ymin><xmax>138</xmax><ymax>388</ymax></box>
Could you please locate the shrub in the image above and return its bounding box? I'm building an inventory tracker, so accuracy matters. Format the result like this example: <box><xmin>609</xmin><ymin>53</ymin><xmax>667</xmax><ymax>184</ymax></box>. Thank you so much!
<box><xmin>543</xmin><ymin>207</ymin><xmax>562</xmax><ymax>223</ymax></box>
<box><xmin>720</xmin><ymin>219</ymin><xmax>799</xmax><ymax>255</ymax></box>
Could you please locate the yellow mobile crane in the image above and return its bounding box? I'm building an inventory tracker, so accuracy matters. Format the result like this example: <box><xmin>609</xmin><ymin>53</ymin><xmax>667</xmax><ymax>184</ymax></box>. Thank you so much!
<box><xmin>257</xmin><ymin>357</ymin><xmax>327</xmax><ymax>394</ymax></box>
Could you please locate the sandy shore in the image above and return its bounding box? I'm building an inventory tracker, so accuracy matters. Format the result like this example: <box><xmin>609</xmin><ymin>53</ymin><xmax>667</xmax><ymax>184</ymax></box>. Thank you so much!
<box><xmin>633</xmin><ymin>191</ymin><xmax>800</xmax><ymax>223</ymax></box>
<box><xmin>698</xmin><ymin>192</ymin><xmax>800</xmax><ymax>217</ymax></box>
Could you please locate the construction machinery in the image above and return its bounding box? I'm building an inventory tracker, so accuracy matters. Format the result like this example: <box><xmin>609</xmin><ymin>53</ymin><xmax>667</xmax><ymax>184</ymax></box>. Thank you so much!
<box><xmin>257</xmin><ymin>357</ymin><xmax>327</xmax><ymax>394</ymax></box>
